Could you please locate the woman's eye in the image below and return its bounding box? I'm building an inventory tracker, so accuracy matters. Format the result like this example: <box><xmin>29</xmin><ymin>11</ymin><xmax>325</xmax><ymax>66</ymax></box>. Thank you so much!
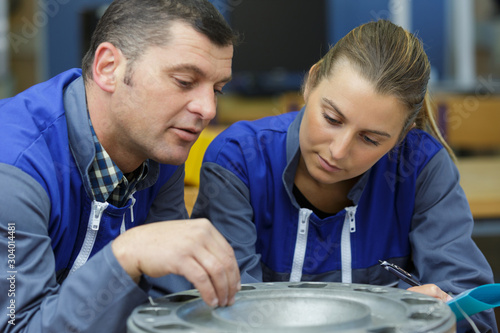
<box><xmin>363</xmin><ymin>135</ymin><xmax>380</xmax><ymax>146</ymax></box>
<box><xmin>214</xmin><ymin>89</ymin><xmax>224</xmax><ymax>96</ymax></box>
<box><xmin>322</xmin><ymin>112</ymin><xmax>341</xmax><ymax>125</ymax></box>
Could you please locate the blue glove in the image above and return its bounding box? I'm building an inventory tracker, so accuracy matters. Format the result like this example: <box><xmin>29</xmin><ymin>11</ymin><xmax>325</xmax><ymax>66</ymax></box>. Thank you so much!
<box><xmin>447</xmin><ymin>284</ymin><xmax>500</xmax><ymax>321</ymax></box>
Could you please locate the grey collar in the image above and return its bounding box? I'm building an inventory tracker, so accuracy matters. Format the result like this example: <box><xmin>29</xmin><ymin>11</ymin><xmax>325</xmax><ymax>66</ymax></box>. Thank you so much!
<box><xmin>62</xmin><ymin>77</ymin><xmax>160</xmax><ymax>196</ymax></box>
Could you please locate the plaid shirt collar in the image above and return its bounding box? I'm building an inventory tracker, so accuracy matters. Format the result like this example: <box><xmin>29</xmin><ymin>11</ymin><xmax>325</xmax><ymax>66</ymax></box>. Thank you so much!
<box><xmin>88</xmin><ymin>118</ymin><xmax>148</xmax><ymax>207</ymax></box>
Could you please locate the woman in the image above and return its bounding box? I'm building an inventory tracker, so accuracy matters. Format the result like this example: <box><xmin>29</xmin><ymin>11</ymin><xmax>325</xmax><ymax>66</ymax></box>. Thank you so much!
<box><xmin>192</xmin><ymin>20</ymin><xmax>496</xmax><ymax>332</ymax></box>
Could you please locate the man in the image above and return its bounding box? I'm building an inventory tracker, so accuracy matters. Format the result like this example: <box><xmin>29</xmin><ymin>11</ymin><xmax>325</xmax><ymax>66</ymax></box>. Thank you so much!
<box><xmin>0</xmin><ymin>0</ymin><xmax>240</xmax><ymax>331</ymax></box>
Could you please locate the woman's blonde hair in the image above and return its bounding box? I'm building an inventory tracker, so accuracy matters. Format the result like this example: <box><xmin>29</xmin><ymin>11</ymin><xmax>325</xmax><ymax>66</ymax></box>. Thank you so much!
<box><xmin>305</xmin><ymin>20</ymin><xmax>455</xmax><ymax>160</ymax></box>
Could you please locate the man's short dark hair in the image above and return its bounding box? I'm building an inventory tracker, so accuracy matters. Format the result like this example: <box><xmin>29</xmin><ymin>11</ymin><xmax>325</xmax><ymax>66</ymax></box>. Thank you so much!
<box><xmin>81</xmin><ymin>0</ymin><xmax>237</xmax><ymax>82</ymax></box>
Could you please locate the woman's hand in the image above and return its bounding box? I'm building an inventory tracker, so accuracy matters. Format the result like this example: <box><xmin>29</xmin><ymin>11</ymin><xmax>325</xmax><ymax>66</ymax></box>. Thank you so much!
<box><xmin>408</xmin><ymin>284</ymin><xmax>453</xmax><ymax>302</ymax></box>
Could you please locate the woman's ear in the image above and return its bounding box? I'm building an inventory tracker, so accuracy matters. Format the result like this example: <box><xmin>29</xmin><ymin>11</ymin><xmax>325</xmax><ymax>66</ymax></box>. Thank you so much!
<box><xmin>92</xmin><ymin>42</ymin><xmax>124</xmax><ymax>93</ymax></box>
<box><xmin>303</xmin><ymin>63</ymin><xmax>319</xmax><ymax>103</ymax></box>
<box><xmin>406</xmin><ymin>122</ymin><xmax>417</xmax><ymax>135</ymax></box>
<box><xmin>398</xmin><ymin>122</ymin><xmax>417</xmax><ymax>144</ymax></box>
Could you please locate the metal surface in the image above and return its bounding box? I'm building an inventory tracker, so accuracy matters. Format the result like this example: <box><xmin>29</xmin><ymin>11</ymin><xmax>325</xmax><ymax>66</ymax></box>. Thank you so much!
<box><xmin>127</xmin><ymin>282</ymin><xmax>456</xmax><ymax>333</ymax></box>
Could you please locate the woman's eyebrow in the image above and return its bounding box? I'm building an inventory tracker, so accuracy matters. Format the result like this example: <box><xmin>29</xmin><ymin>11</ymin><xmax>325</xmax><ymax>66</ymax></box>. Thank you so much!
<box><xmin>321</xmin><ymin>97</ymin><xmax>392</xmax><ymax>138</ymax></box>
<box><xmin>365</xmin><ymin>129</ymin><xmax>391</xmax><ymax>138</ymax></box>
<box><xmin>322</xmin><ymin>97</ymin><xmax>346</xmax><ymax>119</ymax></box>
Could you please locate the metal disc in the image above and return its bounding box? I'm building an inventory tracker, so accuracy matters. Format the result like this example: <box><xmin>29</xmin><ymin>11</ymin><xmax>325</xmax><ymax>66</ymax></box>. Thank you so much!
<box><xmin>127</xmin><ymin>282</ymin><xmax>456</xmax><ymax>333</ymax></box>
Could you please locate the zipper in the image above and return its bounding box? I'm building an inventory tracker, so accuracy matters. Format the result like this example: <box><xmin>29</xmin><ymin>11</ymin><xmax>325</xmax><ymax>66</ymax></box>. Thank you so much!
<box><xmin>290</xmin><ymin>208</ymin><xmax>313</xmax><ymax>282</ymax></box>
<box><xmin>69</xmin><ymin>200</ymin><xmax>109</xmax><ymax>275</ymax></box>
<box><xmin>129</xmin><ymin>192</ymin><xmax>136</xmax><ymax>224</ymax></box>
<box><xmin>121</xmin><ymin>192</ymin><xmax>136</xmax><ymax>234</ymax></box>
<box><xmin>341</xmin><ymin>205</ymin><xmax>357</xmax><ymax>283</ymax></box>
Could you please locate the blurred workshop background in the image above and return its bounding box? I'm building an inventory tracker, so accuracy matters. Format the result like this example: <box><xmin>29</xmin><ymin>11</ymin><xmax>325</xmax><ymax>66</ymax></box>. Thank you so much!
<box><xmin>2</xmin><ymin>0</ymin><xmax>500</xmax><ymax>279</ymax></box>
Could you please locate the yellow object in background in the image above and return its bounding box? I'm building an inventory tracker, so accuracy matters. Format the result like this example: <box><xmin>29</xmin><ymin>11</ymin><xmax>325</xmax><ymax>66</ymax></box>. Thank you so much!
<box><xmin>184</xmin><ymin>126</ymin><xmax>225</xmax><ymax>187</ymax></box>
<box><xmin>184</xmin><ymin>93</ymin><xmax>301</xmax><ymax>186</ymax></box>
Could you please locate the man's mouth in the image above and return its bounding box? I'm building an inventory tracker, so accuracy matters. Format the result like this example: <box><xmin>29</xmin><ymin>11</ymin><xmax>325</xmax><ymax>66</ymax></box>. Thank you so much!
<box><xmin>172</xmin><ymin>127</ymin><xmax>201</xmax><ymax>141</ymax></box>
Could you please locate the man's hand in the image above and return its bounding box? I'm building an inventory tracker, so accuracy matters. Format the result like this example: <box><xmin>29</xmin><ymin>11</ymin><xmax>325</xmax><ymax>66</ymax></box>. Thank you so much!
<box><xmin>111</xmin><ymin>218</ymin><xmax>241</xmax><ymax>307</ymax></box>
<box><xmin>408</xmin><ymin>284</ymin><xmax>453</xmax><ymax>302</ymax></box>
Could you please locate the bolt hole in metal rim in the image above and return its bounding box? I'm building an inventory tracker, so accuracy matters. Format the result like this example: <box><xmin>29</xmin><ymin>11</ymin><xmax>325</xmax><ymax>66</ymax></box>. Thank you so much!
<box><xmin>127</xmin><ymin>282</ymin><xmax>456</xmax><ymax>333</ymax></box>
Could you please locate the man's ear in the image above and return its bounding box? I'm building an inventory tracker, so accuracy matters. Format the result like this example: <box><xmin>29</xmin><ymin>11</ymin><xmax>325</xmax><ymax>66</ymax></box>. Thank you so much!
<box><xmin>92</xmin><ymin>42</ymin><xmax>123</xmax><ymax>93</ymax></box>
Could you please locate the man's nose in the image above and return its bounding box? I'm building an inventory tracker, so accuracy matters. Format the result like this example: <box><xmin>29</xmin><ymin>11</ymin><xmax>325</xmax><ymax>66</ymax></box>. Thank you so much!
<box><xmin>188</xmin><ymin>88</ymin><xmax>217</xmax><ymax>120</ymax></box>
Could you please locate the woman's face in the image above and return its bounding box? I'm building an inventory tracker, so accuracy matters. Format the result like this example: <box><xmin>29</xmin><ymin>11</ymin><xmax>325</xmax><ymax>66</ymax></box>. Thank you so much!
<box><xmin>299</xmin><ymin>60</ymin><xmax>408</xmax><ymax>186</ymax></box>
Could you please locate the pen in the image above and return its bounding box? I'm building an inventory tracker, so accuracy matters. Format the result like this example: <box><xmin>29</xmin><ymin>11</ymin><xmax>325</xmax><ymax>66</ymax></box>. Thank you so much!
<box><xmin>379</xmin><ymin>260</ymin><xmax>422</xmax><ymax>287</ymax></box>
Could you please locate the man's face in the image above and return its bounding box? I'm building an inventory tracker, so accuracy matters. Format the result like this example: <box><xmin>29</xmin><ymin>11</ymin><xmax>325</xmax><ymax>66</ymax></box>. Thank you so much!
<box><xmin>108</xmin><ymin>21</ymin><xmax>233</xmax><ymax>169</ymax></box>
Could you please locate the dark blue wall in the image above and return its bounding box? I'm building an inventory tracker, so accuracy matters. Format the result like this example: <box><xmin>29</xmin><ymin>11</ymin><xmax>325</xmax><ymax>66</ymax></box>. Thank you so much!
<box><xmin>44</xmin><ymin>0</ymin><xmax>446</xmax><ymax>81</ymax></box>
<box><xmin>45</xmin><ymin>0</ymin><xmax>112</xmax><ymax>79</ymax></box>
<box><xmin>412</xmin><ymin>0</ymin><xmax>447</xmax><ymax>80</ymax></box>
<box><xmin>328</xmin><ymin>0</ymin><xmax>446</xmax><ymax>80</ymax></box>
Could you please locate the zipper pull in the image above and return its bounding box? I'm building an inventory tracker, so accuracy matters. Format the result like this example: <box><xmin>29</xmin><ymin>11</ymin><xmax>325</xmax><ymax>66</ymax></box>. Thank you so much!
<box><xmin>298</xmin><ymin>208</ymin><xmax>311</xmax><ymax>234</ymax></box>
<box><xmin>299</xmin><ymin>218</ymin><xmax>307</xmax><ymax>234</ymax></box>
<box><xmin>90</xmin><ymin>201</ymin><xmax>109</xmax><ymax>230</ymax></box>
<box><xmin>120</xmin><ymin>216</ymin><xmax>126</xmax><ymax>234</ymax></box>
<box><xmin>346</xmin><ymin>206</ymin><xmax>357</xmax><ymax>233</ymax></box>
<box><xmin>129</xmin><ymin>192</ymin><xmax>136</xmax><ymax>224</ymax></box>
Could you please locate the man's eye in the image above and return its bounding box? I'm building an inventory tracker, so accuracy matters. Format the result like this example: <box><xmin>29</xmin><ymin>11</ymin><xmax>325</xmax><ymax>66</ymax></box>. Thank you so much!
<box><xmin>176</xmin><ymin>78</ymin><xmax>193</xmax><ymax>88</ymax></box>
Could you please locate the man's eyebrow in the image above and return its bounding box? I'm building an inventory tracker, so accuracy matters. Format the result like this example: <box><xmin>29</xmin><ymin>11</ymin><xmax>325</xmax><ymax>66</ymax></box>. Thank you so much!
<box><xmin>168</xmin><ymin>64</ymin><xmax>232</xmax><ymax>83</ymax></box>
<box><xmin>321</xmin><ymin>97</ymin><xmax>392</xmax><ymax>138</ymax></box>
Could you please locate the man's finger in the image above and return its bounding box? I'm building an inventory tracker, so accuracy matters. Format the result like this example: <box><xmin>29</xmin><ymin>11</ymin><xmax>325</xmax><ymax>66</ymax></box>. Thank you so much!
<box><xmin>178</xmin><ymin>258</ymin><xmax>219</xmax><ymax>307</ymax></box>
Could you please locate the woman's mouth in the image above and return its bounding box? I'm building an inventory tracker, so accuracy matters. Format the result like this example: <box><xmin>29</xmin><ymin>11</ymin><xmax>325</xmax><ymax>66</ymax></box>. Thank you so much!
<box><xmin>318</xmin><ymin>154</ymin><xmax>342</xmax><ymax>172</ymax></box>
